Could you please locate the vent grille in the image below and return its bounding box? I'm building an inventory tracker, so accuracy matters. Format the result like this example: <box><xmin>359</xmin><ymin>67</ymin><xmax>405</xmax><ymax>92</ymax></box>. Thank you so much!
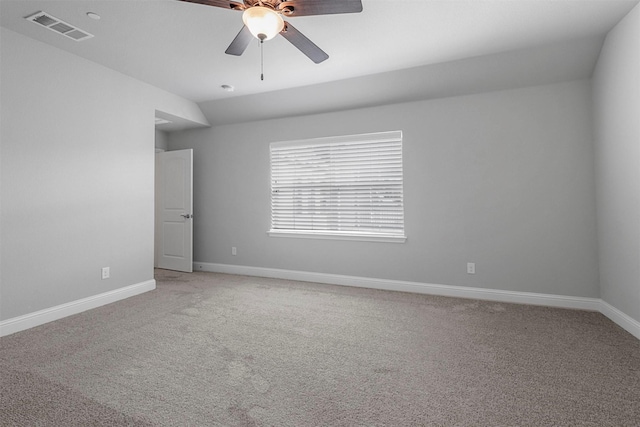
<box><xmin>33</xmin><ymin>14</ymin><xmax>56</xmax><ymax>26</ymax></box>
<box><xmin>50</xmin><ymin>22</ymin><xmax>74</xmax><ymax>34</ymax></box>
<box><xmin>66</xmin><ymin>30</ymin><xmax>91</xmax><ymax>40</ymax></box>
<box><xmin>25</xmin><ymin>11</ymin><xmax>94</xmax><ymax>42</ymax></box>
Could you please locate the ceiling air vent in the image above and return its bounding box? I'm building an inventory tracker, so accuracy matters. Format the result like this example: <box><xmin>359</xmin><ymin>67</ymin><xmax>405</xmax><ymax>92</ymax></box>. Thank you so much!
<box><xmin>25</xmin><ymin>11</ymin><xmax>94</xmax><ymax>42</ymax></box>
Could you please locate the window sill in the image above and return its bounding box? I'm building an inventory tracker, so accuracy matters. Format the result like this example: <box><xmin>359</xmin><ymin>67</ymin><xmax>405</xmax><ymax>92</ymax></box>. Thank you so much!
<box><xmin>267</xmin><ymin>230</ymin><xmax>406</xmax><ymax>243</ymax></box>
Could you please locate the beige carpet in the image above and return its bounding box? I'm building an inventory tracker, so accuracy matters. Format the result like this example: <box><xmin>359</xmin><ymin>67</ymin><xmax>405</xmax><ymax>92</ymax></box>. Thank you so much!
<box><xmin>1</xmin><ymin>269</ymin><xmax>639</xmax><ymax>426</ymax></box>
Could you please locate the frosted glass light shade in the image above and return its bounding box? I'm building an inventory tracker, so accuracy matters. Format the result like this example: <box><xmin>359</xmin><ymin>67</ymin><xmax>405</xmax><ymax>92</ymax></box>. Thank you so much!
<box><xmin>242</xmin><ymin>6</ymin><xmax>284</xmax><ymax>41</ymax></box>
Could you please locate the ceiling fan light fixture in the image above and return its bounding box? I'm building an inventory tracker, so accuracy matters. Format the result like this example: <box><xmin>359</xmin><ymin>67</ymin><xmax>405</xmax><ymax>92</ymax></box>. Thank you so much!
<box><xmin>242</xmin><ymin>6</ymin><xmax>284</xmax><ymax>41</ymax></box>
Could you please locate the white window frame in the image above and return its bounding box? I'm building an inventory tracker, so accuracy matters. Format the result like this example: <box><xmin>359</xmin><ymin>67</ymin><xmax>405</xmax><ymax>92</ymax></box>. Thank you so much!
<box><xmin>268</xmin><ymin>131</ymin><xmax>406</xmax><ymax>243</ymax></box>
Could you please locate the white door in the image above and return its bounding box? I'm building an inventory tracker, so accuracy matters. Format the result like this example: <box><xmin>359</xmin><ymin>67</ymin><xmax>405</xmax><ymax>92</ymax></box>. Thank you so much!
<box><xmin>155</xmin><ymin>149</ymin><xmax>193</xmax><ymax>272</ymax></box>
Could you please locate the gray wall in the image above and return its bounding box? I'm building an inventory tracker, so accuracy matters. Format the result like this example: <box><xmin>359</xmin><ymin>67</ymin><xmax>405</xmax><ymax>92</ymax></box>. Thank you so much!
<box><xmin>0</xmin><ymin>29</ymin><xmax>203</xmax><ymax>320</ymax></box>
<box><xmin>155</xmin><ymin>130</ymin><xmax>170</xmax><ymax>151</ymax></box>
<box><xmin>592</xmin><ymin>4</ymin><xmax>640</xmax><ymax>322</ymax></box>
<box><xmin>170</xmin><ymin>79</ymin><xmax>599</xmax><ymax>298</ymax></box>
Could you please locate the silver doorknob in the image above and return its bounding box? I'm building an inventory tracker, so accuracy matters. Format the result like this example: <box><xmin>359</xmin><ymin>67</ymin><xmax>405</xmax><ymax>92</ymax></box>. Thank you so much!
<box><xmin>181</xmin><ymin>214</ymin><xmax>192</xmax><ymax>219</ymax></box>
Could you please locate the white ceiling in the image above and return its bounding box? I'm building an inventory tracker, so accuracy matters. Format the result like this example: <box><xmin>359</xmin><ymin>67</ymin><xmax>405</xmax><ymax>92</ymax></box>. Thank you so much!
<box><xmin>1</xmin><ymin>0</ymin><xmax>638</xmax><ymax>126</ymax></box>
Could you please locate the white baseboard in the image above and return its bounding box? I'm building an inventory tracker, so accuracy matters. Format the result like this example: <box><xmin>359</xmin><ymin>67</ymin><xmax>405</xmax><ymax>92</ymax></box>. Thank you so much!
<box><xmin>599</xmin><ymin>300</ymin><xmax>640</xmax><ymax>340</ymax></box>
<box><xmin>0</xmin><ymin>280</ymin><xmax>156</xmax><ymax>337</ymax></box>
<box><xmin>194</xmin><ymin>262</ymin><xmax>601</xmax><ymax>309</ymax></box>
<box><xmin>194</xmin><ymin>262</ymin><xmax>639</xmax><ymax>340</ymax></box>
<box><xmin>5</xmin><ymin>265</ymin><xmax>637</xmax><ymax>341</ymax></box>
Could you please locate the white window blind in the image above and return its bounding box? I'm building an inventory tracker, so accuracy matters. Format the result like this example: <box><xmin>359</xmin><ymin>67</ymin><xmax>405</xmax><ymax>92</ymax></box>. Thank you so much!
<box><xmin>269</xmin><ymin>131</ymin><xmax>406</xmax><ymax>242</ymax></box>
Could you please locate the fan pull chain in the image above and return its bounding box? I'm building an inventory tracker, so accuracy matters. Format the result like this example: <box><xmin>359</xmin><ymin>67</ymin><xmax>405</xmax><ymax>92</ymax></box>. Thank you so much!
<box><xmin>260</xmin><ymin>39</ymin><xmax>264</xmax><ymax>81</ymax></box>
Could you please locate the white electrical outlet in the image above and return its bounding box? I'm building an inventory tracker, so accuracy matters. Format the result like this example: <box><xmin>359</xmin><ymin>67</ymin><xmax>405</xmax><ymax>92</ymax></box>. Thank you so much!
<box><xmin>232</xmin><ymin>247</ymin><xmax>237</xmax><ymax>256</ymax></box>
<box><xmin>101</xmin><ymin>267</ymin><xmax>110</xmax><ymax>279</ymax></box>
<box><xmin>467</xmin><ymin>263</ymin><xmax>476</xmax><ymax>274</ymax></box>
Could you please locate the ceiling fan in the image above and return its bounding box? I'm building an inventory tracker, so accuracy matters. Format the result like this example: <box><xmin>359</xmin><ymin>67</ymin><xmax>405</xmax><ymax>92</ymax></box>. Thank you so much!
<box><xmin>178</xmin><ymin>0</ymin><xmax>363</xmax><ymax>64</ymax></box>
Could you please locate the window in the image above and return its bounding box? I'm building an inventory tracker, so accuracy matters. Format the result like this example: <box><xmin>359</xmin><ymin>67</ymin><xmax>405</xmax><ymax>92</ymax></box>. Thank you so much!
<box><xmin>269</xmin><ymin>131</ymin><xmax>406</xmax><ymax>242</ymax></box>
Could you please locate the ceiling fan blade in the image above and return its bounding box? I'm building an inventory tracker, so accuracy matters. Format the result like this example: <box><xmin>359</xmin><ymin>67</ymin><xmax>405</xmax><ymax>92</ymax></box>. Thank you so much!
<box><xmin>225</xmin><ymin>25</ymin><xmax>253</xmax><ymax>56</ymax></box>
<box><xmin>279</xmin><ymin>21</ymin><xmax>329</xmax><ymax>64</ymax></box>
<box><xmin>277</xmin><ymin>0</ymin><xmax>362</xmax><ymax>17</ymax></box>
<box><xmin>177</xmin><ymin>0</ymin><xmax>245</xmax><ymax>11</ymax></box>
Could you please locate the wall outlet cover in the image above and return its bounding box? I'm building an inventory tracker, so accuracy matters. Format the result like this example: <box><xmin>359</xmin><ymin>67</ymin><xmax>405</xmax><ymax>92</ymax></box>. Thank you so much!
<box><xmin>467</xmin><ymin>263</ymin><xmax>476</xmax><ymax>274</ymax></box>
